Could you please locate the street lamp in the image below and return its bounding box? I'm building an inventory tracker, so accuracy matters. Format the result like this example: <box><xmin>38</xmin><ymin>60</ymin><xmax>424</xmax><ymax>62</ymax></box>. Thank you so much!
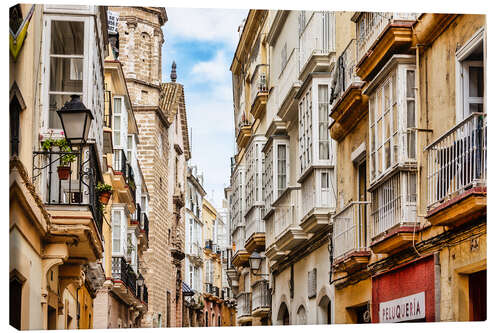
<box><xmin>57</xmin><ymin>95</ymin><xmax>94</xmax><ymax>146</ymax></box>
<box><xmin>249</xmin><ymin>251</ymin><xmax>268</xmax><ymax>276</ymax></box>
<box><xmin>137</xmin><ymin>274</ymin><xmax>144</xmax><ymax>288</ymax></box>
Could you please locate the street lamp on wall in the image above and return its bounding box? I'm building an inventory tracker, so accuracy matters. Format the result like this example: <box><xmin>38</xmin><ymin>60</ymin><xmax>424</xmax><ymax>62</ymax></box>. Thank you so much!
<box><xmin>57</xmin><ymin>94</ymin><xmax>94</xmax><ymax>146</ymax></box>
<box><xmin>249</xmin><ymin>251</ymin><xmax>269</xmax><ymax>277</ymax></box>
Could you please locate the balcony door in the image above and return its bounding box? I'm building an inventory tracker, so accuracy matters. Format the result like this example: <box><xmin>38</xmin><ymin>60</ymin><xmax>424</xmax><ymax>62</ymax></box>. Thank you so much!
<box><xmin>357</xmin><ymin>159</ymin><xmax>367</xmax><ymax>248</ymax></box>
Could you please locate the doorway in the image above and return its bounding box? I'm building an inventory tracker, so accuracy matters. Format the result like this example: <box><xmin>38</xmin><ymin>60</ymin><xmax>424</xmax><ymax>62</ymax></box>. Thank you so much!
<box><xmin>469</xmin><ymin>270</ymin><xmax>486</xmax><ymax>321</ymax></box>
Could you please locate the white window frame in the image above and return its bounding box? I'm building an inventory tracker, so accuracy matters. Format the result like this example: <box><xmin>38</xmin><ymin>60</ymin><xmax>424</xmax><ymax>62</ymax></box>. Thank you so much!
<box><xmin>41</xmin><ymin>15</ymin><xmax>90</xmax><ymax>133</ymax></box>
<box><xmin>111</xmin><ymin>207</ymin><xmax>127</xmax><ymax>256</ymax></box>
<box><xmin>367</xmin><ymin>58</ymin><xmax>416</xmax><ymax>184</ymax></box>
<box><xmin>455</xmin><ymin>27</ymin><xmax>486</xmax><ymax>122</ymax></box>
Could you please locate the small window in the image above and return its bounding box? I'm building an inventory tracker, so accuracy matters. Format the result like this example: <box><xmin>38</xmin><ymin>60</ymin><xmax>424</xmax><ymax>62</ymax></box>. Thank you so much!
<box><xmin>277</xmin><ymin>144</ymin><xmax>287</xmax><ymax>196</ymax></box>
<box><xmin>10</xmin><ymin>96</ymin><xmax>21</xmax><ymax>156</ymax></box>
<box><xmin>113</xmin><ymin>98</ymin><xmax>122</xmax><ymax>147</ymax></box>
<box><xmin>321</xmin><ymin>172</ymin><xmax>329</xmax><ymax>189</ymax></box>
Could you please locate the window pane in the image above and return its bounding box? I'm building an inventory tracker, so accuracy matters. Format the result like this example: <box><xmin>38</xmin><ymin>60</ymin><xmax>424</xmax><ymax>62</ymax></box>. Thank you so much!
<box><xmin>385</xmin><ymin>141</ymin><xmax>391</xmax><ymax>169</ymax></box>
<box><xmin>384</xmin><ymin>111</ymin><xmax>391</xmax><ymax>139</ymax></box>
<box><xmin>50</xmin><ymin>58</ymin><xmax>83</xmax><ymax>92</ymax></box>
<box><xmin>321</xmin><ymin>172</ymin><xmax>329</xmax><ymax>189</ymax></box>
<box><xmin>406</xmin><ymin>70</ymin><xmax>415</xmax><ymax>98</ymax></box>
<box><xmin>407</xmin><ymin>100</ymin><xmax>415</xmax><ymax>127</ymax></box>
<box><xmin>51</xmin><ymin>21</ymin><xmax>84</xmax><ymax>55</ymax></box>
<box><xmin>407</xmin><ymin>130</ymin><xmax>416</xmax><ymax>159</ymax></box>
<box><xmin>469</xmin><ymin>103</ymin><xmax>484</xmax><ymax>113</ymax></box>
<box><xmin>114</xmin><ymin>98</ymin><xmax>122</xmax><ymax>114</ymax></box>
<box><xmin>49</xmin><ymin>94</ymin><xmax>80</xmax><ymax>128</ymax></box>
<box><xmin>469</xmin><ymin>66</ymin><xmax>484</xmax><ymax>98</ymax></box>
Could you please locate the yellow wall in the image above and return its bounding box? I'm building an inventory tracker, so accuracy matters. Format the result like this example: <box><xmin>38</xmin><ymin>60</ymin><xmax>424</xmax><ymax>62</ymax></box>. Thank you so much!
<box><xmin>78</xmin><ymin>284</ymin><xmax>95</xmax><ymax>328</ymax></box>
<box><xmin>334</xmin><ymin>278</ymin><xmax>371</xmax><ymax>324</ymax></box>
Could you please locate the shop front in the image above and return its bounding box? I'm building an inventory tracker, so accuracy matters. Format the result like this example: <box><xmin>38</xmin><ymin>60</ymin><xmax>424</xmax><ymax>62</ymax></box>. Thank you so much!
<box><xmin>372</xmin><ymin>255</ymin><xmax>436</xmax><ymax>323</ymax></box>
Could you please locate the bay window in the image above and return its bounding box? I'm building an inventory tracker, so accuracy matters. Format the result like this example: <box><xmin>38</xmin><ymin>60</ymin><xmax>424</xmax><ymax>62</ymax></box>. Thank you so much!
<box><xmin>318</xmin><ymin>85</ymin><xmax>330</xmax><ymax>160</ymax></box>
<box><xmin>368</xmin><ymin>56</ymin><xmax>416</xmax><ymax>183</ymax></box>
<box><xmin>112</xmin><ymin>208</ymin><xmax>127</xmax><ymax>255</ymax></box>
<box><xmin>47</xmin><ymin>20</ymin><xmax>84</xmax><ymax>129</ymax></box>
<box><xmin>263</xmin><ymin>137</ymin><xmax>290</xmax><ymax>211</ymax></box>
<box><xmin>298</xmin><ymin>81</ymin><xmax>333</xmax><ymax>179</ymax></box>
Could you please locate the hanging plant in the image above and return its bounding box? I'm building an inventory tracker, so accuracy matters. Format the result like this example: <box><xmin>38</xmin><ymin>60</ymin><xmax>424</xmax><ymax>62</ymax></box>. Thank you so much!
<box><xmin>42</xmin><ymin>138</ymin><xmax>76</xmax><ymax>180</ymax></box>
<box><xmin>96</xmin><ymin>182</ymin><xmax>113</xmax><ymax>204</ymax></box>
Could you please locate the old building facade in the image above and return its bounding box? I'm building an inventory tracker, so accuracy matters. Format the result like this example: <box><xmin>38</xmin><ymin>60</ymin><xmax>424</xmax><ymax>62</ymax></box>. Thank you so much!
<box><xmin>329</xmin><ymin>12</ymin><xmax>486</xmax><ymax>323</ymax></box>
<box><xmin>9</xmin><ymin>4</ymin><xmax>108</xmax><ymax>330</ymax></box>
<box><xmin>92</xmin><ymin>41</ymin><xmax>150</xmax><ymax>328</ymax></box>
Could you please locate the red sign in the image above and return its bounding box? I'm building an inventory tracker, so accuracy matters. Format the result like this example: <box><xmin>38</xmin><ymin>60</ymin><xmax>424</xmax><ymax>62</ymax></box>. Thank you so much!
<box><xmin>372</xmin><ymin>255</ymin><xmax>435</xmax><ymax>323</ymax></box>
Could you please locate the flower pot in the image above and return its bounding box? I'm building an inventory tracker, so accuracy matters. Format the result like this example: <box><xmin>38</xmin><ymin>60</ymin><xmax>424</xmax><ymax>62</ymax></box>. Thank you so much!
<box><xmin>57</xmin><ymin>166</ymin><xmax>71</xmax><ymax>180</ymax></box>
<box><xmin>99</xmin><ymin>192</ymin><xmax>111</xmax><ymax>205</ymax></box>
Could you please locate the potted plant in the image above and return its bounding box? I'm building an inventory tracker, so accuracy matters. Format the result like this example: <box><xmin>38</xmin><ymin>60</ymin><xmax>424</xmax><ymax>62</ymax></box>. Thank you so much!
<box><xmin>42</xmin><ymin>138</ymin><xmax>76</xmax><ymax>180</ymax></box>
<box><xmin>96</xmin><ymin>182</ymin><xmax>113</xmax><ymax>204</ymax></box>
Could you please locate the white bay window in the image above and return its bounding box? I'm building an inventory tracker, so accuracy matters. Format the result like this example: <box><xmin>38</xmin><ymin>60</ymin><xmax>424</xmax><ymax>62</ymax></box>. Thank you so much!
<box><xmin>368</xmin><ymin>56</ymin><xmax>416</xmax><ymax>183</ymax></box>
<box><xmin>263</xmin><ymin>137</ymin><xmax>290</xmax><ymax>213</ymax></box>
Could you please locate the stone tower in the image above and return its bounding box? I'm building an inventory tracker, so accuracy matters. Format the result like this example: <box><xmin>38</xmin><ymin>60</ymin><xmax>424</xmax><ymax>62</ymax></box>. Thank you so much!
<box><xmin>109</xmin><ymin>6</ymin><xmax>184</xmax><ymax>328</ymax></box>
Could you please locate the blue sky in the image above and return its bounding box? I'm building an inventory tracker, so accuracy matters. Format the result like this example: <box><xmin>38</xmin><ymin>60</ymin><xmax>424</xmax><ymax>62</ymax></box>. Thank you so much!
<box><xmin>161</xmin><ymin>7</ymin><xmax>248</xmax><ymax>208</ymax></box>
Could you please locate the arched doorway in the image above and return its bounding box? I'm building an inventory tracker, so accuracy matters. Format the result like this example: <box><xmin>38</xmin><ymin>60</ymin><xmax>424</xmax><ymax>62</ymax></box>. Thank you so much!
<box><xmin>318</xmin><ymin>295</ymin><xmax>332</xmax><ymax>324</ymax></box>
<box><xmin>297</xmin><ymin>305</ymin><xmax>306</xmax><ymax>325</ymax></box>
<box><xmin>277</xmin><ymin>302</ymin><xmax>290</xmax><ymax>325</ymax></box>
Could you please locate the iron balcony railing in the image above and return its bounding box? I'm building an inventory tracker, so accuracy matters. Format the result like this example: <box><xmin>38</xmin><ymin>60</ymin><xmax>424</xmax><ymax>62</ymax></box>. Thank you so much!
<box><xmin>252</xmin><ymin>280</ymin><xmax>271</xmax><ymax>312</ymax></box>
<box><xmin>237</xmin><ymin>292</ymin><xmax>252</xmax><ymax>318</ymax></box>
<box><xmin>133</xmin><ymin>203</ymin><xmax>141</xmax><ymax>222</ymax></box>
<box><xmin>112</xmin><ymin>256</ymin><xmax>137</xmax><ymax>297</ymax></box>
<box><xmin>356</xmin><ymin>12</ymin><xmax>419</xmax><ymax>64</ymax></box>
<box><xmin>426</xmin><ymin>112</ymin><xmax>487</xmax><ymax>210</ymax></box>
<box><xmin>330</xmin><ymin>39</ymin><xmax>360</xmax><ymax>106</ymax></box>
<box><xmin>113</xmin><ymin>149</ymin><xmax>136</xmax><ymax>203</ymax></box>
<box><xmin>142</xmin><ymin>284</ymin><xmax>148</xmax><ymax>304</ymax></box>
<box><xmin>113</xmin><ymin>148</ymin><xmax>127</xmax><ymax>175</ymax></box>
<box><xmin>370</xmin><ymin>171</ymin><xmax>418</xmax><ymax>238</ymax></box>
<box><xmin>141</xmin><ymin>212</ymin><xmax>149</xmax><ymax>240</ymax></box>
<box><xmin>32</xmin><ymin>144</ymin><xmax>103</xmax><ymax>237</ymax></box>
<box><xmin>250</xmin><ymin>64</ymin><xmax>269</xmax><ymax>106</ymax></box>
<box><xmin>332</xmin><ymin>201</ymin><xmax>370</xmax><ymax>259</ymax></box>
<box><xmin>103</xmin><ymin>90</ymin><xmax>112</xmax><ymax>128</ymax></box>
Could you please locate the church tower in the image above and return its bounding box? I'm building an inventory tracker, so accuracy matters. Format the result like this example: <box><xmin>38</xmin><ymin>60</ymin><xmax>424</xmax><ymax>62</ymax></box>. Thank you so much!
<box><xmin>109</xmin><ymin>7</ymin><xmax>186</xmax><ymax>328</ymax></box>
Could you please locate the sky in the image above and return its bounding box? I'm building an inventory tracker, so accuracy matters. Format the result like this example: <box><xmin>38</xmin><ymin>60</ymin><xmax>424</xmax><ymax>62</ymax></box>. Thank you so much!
<box><xmin>161</xmin><ymin>7</ymin><xmax>248</xmax><ymax>208</ymax></box>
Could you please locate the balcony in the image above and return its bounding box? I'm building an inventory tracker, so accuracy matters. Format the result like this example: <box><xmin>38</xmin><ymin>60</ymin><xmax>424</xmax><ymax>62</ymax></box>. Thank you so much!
<box><xmin>236</xmin><ymin>121</ymin><xmax>252</xmax><ymax>150</ymax></box>
<box><xmin>236</xmin><ymin>292</ymin><xmax>252</xmax><ymax>323</ymax></box>
<box><xmin>298</xmin><ymin>11</ymin><xmax>335</xmax><ymax>79</ymax></box>
<box><xmin>332</xmin><ymin>201</ymin><xmax>371</xmax><ymax>272</ymax></box>
<box><xmin>32</xmin><ymin>144</ymin><xmax>104</xmax><ymax>261</ymax></box>
<box><xmin>245</xmin><ymin>207</ymin><xmax>266</xmax><ymax>253</ymax></box>
<box><xmin>299</xmin><ymin>171</ymin><xmax>335</xmax><ymax>233</ymax></box>
<box><xmin>112</xmin><ymin>149</ymin><xmax>136</xmax><ymax>210</ymax></box>
<box><xmin>426</xmin><ymin>113</ymin><xmax>487</xmax><ymax>227</ymax></box>
<box><xmin>369</xmin><ymin>170</ymin><xmax>418</xmax><ymax>254</ymax></box>
<box><xmin>276</xmin><ymin>48</ymin><xmax>301</xmax><ymax>121</ymax></box>
<box><xmin>268</xmin><ymin>187</ymin><xmax>307</xmax><ymax>256</ymax></box>
<box><xmin>231</xmin><ymin>226</ymin><xmax>249</xmax><ymax>267</ymax></box>
<box><xmin>188</xmin><ymin>242</ymin><xmax>203</xmax><ymax>264</ymax></box>
<box><xmin>354</xmin><ymin>12</ymin><xmax>418</xmax><ymax>80</ymax></box>
<box><xmin>250</xmin><ymin>64</ymin><xmax>269</xmax><ymax>120</ymax></box>
<box><xmin>252</xmin><ymin>280</ymin><xmax>271</xmax><ymax>317</ymax></box>
<box><xmin>111</xmin><ymin>256</ymin><xmax>146</xmax><ymax>310</ymax></box>
<box><xmin>329</xmin><ymin>39</ymin><xmax>368</xmax><ymax>142</ymax></box>
<box><xmin>141</xmin><ymin>212</ymin><xmax>149</xmax><ymax>240</ymax></box>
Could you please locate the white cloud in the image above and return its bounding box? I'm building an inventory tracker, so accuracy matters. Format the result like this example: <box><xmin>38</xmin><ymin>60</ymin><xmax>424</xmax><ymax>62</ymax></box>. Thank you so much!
<box><xmin>165</xmin><ymin>7</ymin><xmax>248</xmax><ymax>48</ymax></box>
<box><xmin>190</xmin><ymin>50</ymin><xmax>230</xmax><ymax>83</ymax></box>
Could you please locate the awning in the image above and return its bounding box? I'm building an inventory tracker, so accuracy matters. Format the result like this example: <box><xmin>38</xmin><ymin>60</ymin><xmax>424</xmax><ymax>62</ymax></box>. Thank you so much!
<box><xmin>182</xmin><ymin>281</ymin><xmax>195</xmax><ymax>297</ymax></box>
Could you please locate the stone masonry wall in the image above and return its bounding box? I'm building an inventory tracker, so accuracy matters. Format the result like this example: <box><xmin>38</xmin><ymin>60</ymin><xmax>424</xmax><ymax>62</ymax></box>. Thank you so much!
<box><xmin>110</xmin><ymin>6</ymin><xmax>180</xmax><ymax>328</ymax></box>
